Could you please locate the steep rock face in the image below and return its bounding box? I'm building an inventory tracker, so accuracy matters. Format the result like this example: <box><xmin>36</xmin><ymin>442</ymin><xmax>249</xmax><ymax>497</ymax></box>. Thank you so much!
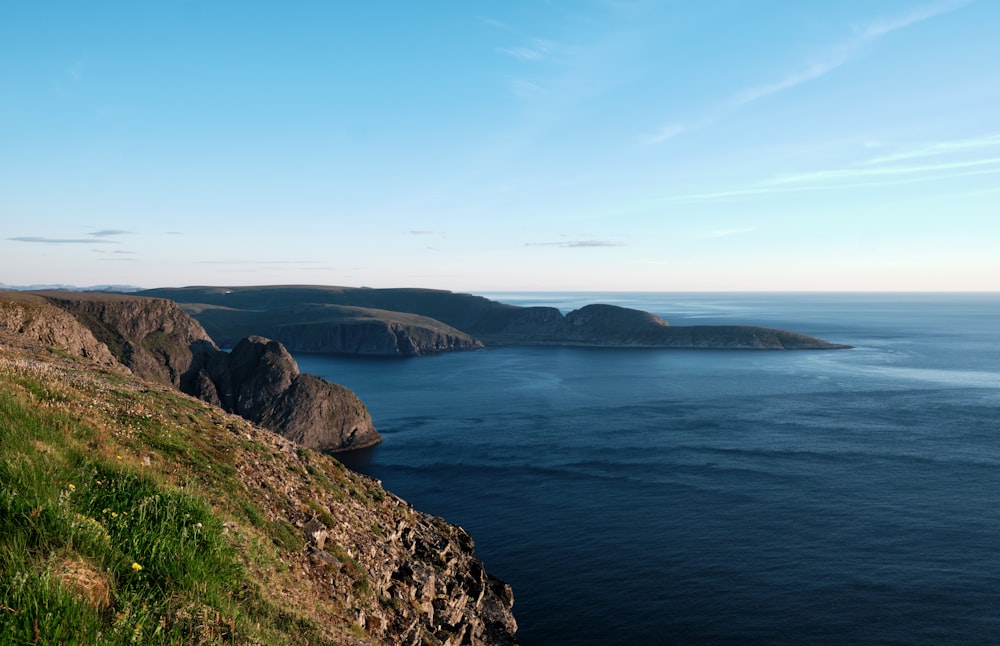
<box><xmin>37</xmin><ymin>291</ymin><xmax>217</xmax><ymax>388</ymax></box>
<box><xmin>194</xmin><ymin>336</ymin><xmax>380</xmax><ymax>451</ymax></box>
<box><xmin>0</xmin><ymin>291</ymin><xmax>120</xmax><ymax>367</ymax></box>
<box><xmin>229</xmin><ymin>422</ymin><xmax>518</xmax><ymax>644</ymax></box>
<box><xmin>21</xmin><ymin>292</ymin><xmax>381</xmax><ymax>452</ymax></box>
<box><xmin>273</xmin><ymin>318</ymin><xmax>483</xmax><ymax>356</ymax></box>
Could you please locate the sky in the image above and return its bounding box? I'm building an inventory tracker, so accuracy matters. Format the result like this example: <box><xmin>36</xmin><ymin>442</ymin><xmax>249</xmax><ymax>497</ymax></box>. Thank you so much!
<box><xmin>2</xmin><ymin>1</ymin><xmax>998</xmax><ymax>292</ymax></box>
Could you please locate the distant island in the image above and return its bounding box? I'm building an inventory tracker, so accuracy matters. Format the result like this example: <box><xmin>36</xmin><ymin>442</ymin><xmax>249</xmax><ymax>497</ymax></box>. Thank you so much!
<box><xmin>139</xmin><ymin>285</ymin><xmax>851</xmax><ymax>356</ymax></box>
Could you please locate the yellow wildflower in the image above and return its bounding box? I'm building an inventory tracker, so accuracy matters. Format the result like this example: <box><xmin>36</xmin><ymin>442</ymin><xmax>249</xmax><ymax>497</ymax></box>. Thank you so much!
<box><xmin>67</xmin><ymin>483</ymin><xmax>75</xmax><ymax>490</ymax></box>
<box><xmin>131</xmin><ymin>562</ymin><xmax>143</xmax><ymax>572</ymax></box>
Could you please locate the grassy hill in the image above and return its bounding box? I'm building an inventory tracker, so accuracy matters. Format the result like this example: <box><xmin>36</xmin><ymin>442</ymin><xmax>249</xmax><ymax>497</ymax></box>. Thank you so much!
<box><xmin>0</xmin><ymin>343</ymin><xmax>517</xmax><ymax>644</ymax></box>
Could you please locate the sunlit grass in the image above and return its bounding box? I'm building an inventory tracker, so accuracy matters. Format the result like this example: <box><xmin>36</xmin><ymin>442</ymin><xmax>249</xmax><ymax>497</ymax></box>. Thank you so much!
<box><xmin>0</xmin><ymin>357</ymin><xmax>346</xmax><ymax>645</ymax></box>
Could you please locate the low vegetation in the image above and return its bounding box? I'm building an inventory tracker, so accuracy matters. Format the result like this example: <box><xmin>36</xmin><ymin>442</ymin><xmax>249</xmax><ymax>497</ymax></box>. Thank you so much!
<box><xmin>0</xmin><ymin>351</ymin><xmax>362</xmax><ymax>644</ymax></box>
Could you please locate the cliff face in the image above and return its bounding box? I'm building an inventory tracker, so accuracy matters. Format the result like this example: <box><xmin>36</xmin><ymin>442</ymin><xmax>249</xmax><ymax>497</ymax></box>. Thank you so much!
<box><xmin>193</xmin><ymin>336</ymin><xmax>380</xmax><ymax>451</ymax></box>
<box><xmin>10</xmin><ymin>292</ymin><xmax>380</xmax><ymax>452</ymax></box>
<box><xmin>0</xmin><ymin>291</ymin><xmax>123</xmax><ymax>368</ymax></box>
<box><xmin>180</xmin><ymin>302</ymin><xmax>483</xmax><ymax>356</ymax></box>
<box><xmin>36</xmin><ymin>291</ymin><xmax>217</xmax><ymax>389</ymax></box>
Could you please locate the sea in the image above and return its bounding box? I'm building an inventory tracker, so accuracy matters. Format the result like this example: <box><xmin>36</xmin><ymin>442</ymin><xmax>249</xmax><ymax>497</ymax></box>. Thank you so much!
<box><xmin>293</xmin><ymin>292</ymin><xmax>1000</xmax><ymax>645</ymax></box>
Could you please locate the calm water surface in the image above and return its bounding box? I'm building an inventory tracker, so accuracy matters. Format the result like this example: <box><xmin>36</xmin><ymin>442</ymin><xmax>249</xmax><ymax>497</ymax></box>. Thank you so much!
<box><xmin>294</xmin><ymin>293</ymin><xmax>1000</xmax><ymax>645</ymax></box>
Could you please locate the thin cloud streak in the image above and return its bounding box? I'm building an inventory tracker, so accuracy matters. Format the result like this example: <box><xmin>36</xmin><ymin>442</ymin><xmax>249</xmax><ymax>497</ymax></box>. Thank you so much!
<box><xmin>90</xmin><ymin>229</ymin><xmax>133</xmax><ymax>237</ymax></box>
<box><xmin>765</xmin><ymin>156</ymin><xmax>1000</xmax><ymax>187</ymax></box>
<box><xmin>526</xmin><ymin>239</ymin><xmax>625</xmax><ymax>248</ymax></box>
<box><xmin>644</xmin><ymin>0</ymin><xmax>970</xmax><ymax>144</ymax></box>
<box><xmin>668</xmin><ymin>167</ymin><xmax>1000</xmax><ymax>203</ymax></box>
<box><xmin>861</xmin><ymin>133</ymin><xmax>1000</xmax><ymax>166</ymax></box>
<box><xmin>9</xmin><ymin>236</ymin><xmax>119</xmax><ymax>244</ymax></box>
<box><xmin>497</xmin><ymin>39</ymin><xmax>553</xmax><ymax>62</ymax></box>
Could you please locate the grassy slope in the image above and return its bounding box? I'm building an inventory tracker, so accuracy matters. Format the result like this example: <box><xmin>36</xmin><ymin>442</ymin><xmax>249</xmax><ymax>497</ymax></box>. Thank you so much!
<box><xmin>0</xmin><ymin>346</ymin><xmax>396</xmax><ymax>645</ymax></box>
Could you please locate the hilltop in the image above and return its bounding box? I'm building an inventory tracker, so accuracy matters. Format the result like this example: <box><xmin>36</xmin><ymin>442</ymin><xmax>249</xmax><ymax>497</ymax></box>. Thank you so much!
<box><xmin>0</xmin><ymin>290</ymin><xmax>519</xmax><ymax>644</ymax></box>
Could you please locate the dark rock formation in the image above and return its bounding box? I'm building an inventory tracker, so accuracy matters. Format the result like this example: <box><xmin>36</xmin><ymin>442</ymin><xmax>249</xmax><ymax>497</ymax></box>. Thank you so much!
<box><xmin>34</xmin><ymin>291</ymin><xmax>219</xmax><ymax>389</ymax></box>
<box><xmin>141</xmin><ymin>285</ymin><xmax>851</xmax><ymax>352</ymax></box>
<box><xmin>192</xmin><ymin>336</ymin><xmax>379</xmax><ymax>451</ymax></box>
<box><xmin>14</xmin><ymin>292</ymin><xmax>380</xmax><ymax>452</ymax></box>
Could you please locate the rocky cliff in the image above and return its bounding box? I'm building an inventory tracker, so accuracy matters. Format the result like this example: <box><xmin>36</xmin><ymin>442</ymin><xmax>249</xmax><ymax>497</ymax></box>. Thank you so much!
<box><xmin>182</xmin><ymin>301</ymin><xmax>483</xmax><ymax>356</ymax></box>
<box><xmin>0</xmin><ymin>325</ymin><xmax>519</xmax><ymax>644</ymax></box>
<box><xmin>0</xmin><ymin>291</ymin><xmax>123</xmax><ymax>368</ymax></box>
<box><xmin>141</xmin><ymin>285</ymin><xmax>851</xmax><ymax>352</ymax></box>
<box><xmin>193</xmin><ymin>336</ymin><xmax>379</xmax><ymax>451</ymax></box>
<box><xmin>9</xmin><ymin>292</ymin><xmax>380</xmax><ymax>452</ymax></box>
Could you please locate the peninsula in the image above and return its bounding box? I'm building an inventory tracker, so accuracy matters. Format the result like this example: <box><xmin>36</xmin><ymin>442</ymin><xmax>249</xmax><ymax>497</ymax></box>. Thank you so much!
<box><xmin>140</xmin><ymin>285</ymin><xmax>851</xmax><ymax>356</ymax></box>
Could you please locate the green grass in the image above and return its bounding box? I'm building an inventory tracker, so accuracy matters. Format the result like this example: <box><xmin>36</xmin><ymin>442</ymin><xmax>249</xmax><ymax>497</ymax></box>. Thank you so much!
<box><xmin>0</xmin><ymin>361</ymin><xmax>346</xmax><ymax>645</ymax></box>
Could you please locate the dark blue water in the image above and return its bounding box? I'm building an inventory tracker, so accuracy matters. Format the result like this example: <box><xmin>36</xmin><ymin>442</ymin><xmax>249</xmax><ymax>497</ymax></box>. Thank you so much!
<box><xmin>294</xmin><ymin>293</ymin><xmax>1000</xmax><ymax>645</ymax></box>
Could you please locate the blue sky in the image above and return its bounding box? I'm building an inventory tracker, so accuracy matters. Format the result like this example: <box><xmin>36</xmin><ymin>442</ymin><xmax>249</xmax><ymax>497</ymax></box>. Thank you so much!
<box><xmin>2</xmin><ymin>0</ymin><xmax>998</xmax><ymax>291</ymax></box>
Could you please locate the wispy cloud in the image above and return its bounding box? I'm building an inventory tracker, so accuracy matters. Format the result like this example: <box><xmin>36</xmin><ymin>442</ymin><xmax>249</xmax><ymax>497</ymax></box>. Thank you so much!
<box><xmin>644</xmin><ymin>0</ymin><xmax>970</xmax><ymax>144</ymax></box>
<box><xmin>497</xmin><ymin>38</ymin><xmax>554</xmax><ymax>62</ymax></box>
<box><xmin>526</xmin><ymin>239</ymin><xmax>625</xmax><ymax>248</ymax></box>
<box><xmin>667</xmin><ymin>135</ymin><xmax>1000</xmax><ymax>203</ymax></box>
<box><xmin>482</xmin><ymin>17</ymin><xmax>510</xmax><ymax>30</ymax></box>
<box><xmin>9</xmin><ymin>236</ymin><xmax>119</xmax><ymax>244</ymax></box>
<box><xmin>90</xmin><ymin>229</ymin><xmax>133</xmax><ymax>237</ymax></box>
<box><xmin>196</xmin><ymin>260</ymin><xmax>321</xmax><ymax>266</ymax></box>
<box><xmin>765</xmin><ymin>156</ymin><xmax>1000</xmax><ymax>187</ymax></box>
<box><xmin>860</xmin><ymin>132</ymin><xmax>1000</xmax><ymax>166</ymax></box>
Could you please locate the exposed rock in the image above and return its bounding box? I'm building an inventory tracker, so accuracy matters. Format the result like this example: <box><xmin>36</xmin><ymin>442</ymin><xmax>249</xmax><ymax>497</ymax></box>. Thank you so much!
<box><xmin>0</xmin><ymin>291</ymin><xmax>121</xmax><ymax>367</ymax></box>
<box><xmin>199</xmin><ymin>336</ymin><xmax>380</xmax><ymax>451</ymax></box>
<box><xmin>35</xmin><ymin>291</ymin><xmax>217</xmax><ymax>388</ymax></box>
<box><xmin>9</xmin><ymin>292</ymin><xmax>381</xmax><ymax>452</ymax></box>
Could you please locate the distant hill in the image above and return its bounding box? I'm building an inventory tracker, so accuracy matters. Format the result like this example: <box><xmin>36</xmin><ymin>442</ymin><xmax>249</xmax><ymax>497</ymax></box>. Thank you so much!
<box><xmin>140</xmin><ymin>285</ymin><xmax>852</xmax><ymax>354</ymax></box>
<box><xmin>0</xmin><ymin>282</ymin><xmax>142</xmax><ymax>292</ymax></box>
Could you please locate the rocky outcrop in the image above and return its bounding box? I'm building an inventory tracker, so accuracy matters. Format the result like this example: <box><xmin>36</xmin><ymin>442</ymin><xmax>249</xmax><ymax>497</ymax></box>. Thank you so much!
<box><xmin>36</xmin><ymin>291</ymin><xmax>217</xmax><ymax>388</ymax></box>
<box><xmin>142</xmin><ymin>285</ymin><xmax>851</xmax><ymax>352</ymax></box>
<box><xmin>8</xmin><ymin>292</ymin><xmax>381</xmax><ymax>452</ymax></box>
<box><xmin>0</xmin><ymin>291</ymin><xmax>121</xmax><ymax>367</ymax></box>
<box><xmin>193</xmin><ymin>336</ymin><xmax>380</xmax><ymax>451</ymax></box>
